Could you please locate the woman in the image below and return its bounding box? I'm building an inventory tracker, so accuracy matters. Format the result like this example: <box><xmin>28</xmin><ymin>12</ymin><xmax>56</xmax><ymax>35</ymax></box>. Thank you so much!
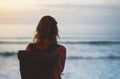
<box><xmin>26</xmin><ymin>15</ymin><xmax>66</xmax><ymax>79</ymax></box>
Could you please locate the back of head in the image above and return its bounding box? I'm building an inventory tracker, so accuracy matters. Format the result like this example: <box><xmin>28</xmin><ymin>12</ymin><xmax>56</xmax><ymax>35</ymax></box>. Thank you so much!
<box><xmin>33</xmin><ymin>15</ymin><xmax>59</xmax><ymax>44</ymax></box>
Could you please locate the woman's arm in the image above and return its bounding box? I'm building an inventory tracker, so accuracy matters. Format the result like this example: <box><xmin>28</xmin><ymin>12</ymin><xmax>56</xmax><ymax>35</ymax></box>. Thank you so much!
<box><xmin>54</xmin><ymin>45</ymin><xmax>66</xmax><ymax>73</ymax></box>
<box><xmin>26</xmin><ymin>44</ymin><xmax>30</xmax><ymax>50</ymax></box>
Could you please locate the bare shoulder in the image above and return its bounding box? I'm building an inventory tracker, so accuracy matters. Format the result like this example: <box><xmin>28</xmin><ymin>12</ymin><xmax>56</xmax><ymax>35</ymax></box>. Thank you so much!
<box><xmin>57</xmin><ymin>45</ymin><xmax>66</xmax><ymax>51</ymax></box>
<box><xmin>26</xmin><ymin>43</ymin><xmax>32</xmax><ymax>50</ymax></box>
<box><xmin>54</xmin><ymin>44</ymin><xmax>66</xmax><ymax>54</ymax></box>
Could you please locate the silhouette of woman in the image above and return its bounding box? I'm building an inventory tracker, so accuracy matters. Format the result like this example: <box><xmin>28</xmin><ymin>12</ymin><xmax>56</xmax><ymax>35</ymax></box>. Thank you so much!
<box><xmin>26</xmin><ymin>15</ymin><xmax>66</xmax><ymax>79</ymax></box>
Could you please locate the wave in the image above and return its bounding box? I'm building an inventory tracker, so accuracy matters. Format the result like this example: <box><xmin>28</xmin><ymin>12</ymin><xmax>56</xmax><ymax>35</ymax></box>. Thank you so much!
<box><xmin>0</xmin><ymin>52</ymin><xmax>16</xmax><ymax>57</ymax></box>
<box><xmin>0</xmin><ymin>41</ymin><xmax>120</xmax><ymax>45</ymax></box>
<box><xmin>61</xmin><ymin>41</ymin><xmax>120</xmax><ymax>45</ymax></box>
<box><xmin>0</xmin><ymin>41</ymin><xmax>29</xmax><ymax>44</ymax></box>
<box><xmin>0</xmin><ymin>52</ymin><xmax>120</xmax><ymax>59</ymax></box>
<box><xmin>67</xmin><ymin>55</ymin><xmax>120</xmax><ymax>59</ymax></box>
<box><xmin>0</xmin><ymin>37</ymin><xmax>32</xmax><ymax>39</ymax></box>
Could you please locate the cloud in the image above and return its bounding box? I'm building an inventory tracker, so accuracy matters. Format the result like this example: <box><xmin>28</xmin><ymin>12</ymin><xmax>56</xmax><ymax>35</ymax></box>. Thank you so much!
<box><xmin>35</xmin><ymin>0</ymin><xmax>120</xmax><ymax>4</ymax></box>
<box><xmin>0</xmin><ymin>0</ymin><xmax>120</xmax><ymax>6</ymax></box>
<box><xmin>0</xmin><ymin>4</ymin><xmax>120</xmax><ymax>25</ymax></box>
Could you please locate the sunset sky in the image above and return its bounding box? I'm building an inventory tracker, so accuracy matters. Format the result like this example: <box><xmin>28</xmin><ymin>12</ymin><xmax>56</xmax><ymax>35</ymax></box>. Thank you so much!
<box><xmin>0</xmin><ymin>0</ymin><xmax>120</xmax><ymax>24</ymax></box>
<box><xmin>0</xmin><ymin>0</ymin><xmax>120</xmax><ymax>37</ymax></box>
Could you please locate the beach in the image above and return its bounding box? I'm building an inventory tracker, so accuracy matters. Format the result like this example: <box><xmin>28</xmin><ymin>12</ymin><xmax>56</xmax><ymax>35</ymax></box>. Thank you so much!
<box><xmin>0</xmin><ymin>0</ymin><xmax>120</xmax><ymax>79</ymax></box>
<box><xmin>0</xmin><ymin>34</ymin><xmax>120</xmax><ymax>79</ymax></box>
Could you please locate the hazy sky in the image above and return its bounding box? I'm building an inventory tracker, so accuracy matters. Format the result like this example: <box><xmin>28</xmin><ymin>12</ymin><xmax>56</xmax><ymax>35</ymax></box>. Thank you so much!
<box><xmin>0</xmin><ymin>0</ymin><xmax>120</xmax><ymax>37</ymax></box>
<box><xmin>0</xmin><ymin>0</ymin><xmax>120</xmax><ymax>25</ymax></box>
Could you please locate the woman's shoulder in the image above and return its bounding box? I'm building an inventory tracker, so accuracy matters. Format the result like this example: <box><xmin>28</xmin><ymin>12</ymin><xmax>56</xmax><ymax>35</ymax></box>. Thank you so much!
<box><xmin>57</xmin><ymin>44</ymin><xmax>66</xmax><ymax>51</ymax></box>
<box><xmin>26</xmin><ymin>43</ymin><xmax>37</xmax><ymax>50</ymax></box>
<box><xmin>26</xmin><ymin>43</ymin><xmax>33</xmax><ymax>50</ymax></box>
<box><xmin>55</xmin><ymin>44</ymin><xmax>66</xmax><ymax>54</ymax></box>
<box><xmin>26</xmin><ymin>43</ymin><xmax>66</xmax><ymax>52</ymax></box>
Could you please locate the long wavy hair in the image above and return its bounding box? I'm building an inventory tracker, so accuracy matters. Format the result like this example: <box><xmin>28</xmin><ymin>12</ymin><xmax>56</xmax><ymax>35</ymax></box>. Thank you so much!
<box><xmin>33</xmin><ymin>15</ymin><xmax>59</xmax><ymax>44</ymax></box>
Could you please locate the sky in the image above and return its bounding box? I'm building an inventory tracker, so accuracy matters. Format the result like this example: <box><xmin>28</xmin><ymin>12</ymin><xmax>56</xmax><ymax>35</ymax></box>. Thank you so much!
<box><xmin>0</xmin><ymin>0</ymin><xmax>120</xmax><ymax>37</ymax></box>
<box><xmin>0</xmin><ymin>0</ymin><xmax>120</xmax><ymax>25</ymax></box>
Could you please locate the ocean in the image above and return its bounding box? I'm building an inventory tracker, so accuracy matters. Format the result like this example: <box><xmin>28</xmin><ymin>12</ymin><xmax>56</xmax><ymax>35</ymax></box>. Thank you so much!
<box><xmin>0</xmin><ymin>24</ymin><xmax>120</xmax><ymax>79</ymax></box>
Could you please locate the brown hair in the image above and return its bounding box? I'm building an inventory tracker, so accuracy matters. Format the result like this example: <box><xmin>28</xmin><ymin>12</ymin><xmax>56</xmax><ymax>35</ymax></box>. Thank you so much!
<box><xmin>33</xmin><ymin>15</ymin><xmax>59</xmax><ymax>44</ymax></box>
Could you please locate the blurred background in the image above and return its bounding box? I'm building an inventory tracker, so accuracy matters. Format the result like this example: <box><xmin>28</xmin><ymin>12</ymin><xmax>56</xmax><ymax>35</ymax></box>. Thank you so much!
<box><xmin>0</xmin><ymin>0</ymin><xmax>120</xmax><ymax>79</ymax></box>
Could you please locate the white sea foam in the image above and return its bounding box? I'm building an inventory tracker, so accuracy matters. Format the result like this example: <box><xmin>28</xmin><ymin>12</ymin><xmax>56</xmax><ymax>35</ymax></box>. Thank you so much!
<box><xmin>0</xmin><ymin>36</ymin><xmax>120</xmax><ymax>79</ymax></box>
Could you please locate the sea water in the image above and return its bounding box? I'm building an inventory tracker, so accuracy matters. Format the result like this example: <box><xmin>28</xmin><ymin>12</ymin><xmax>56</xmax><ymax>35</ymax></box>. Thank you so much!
<box><xmin>0</xmin><ymin>25</ymin><xmax>120</xmax><ymax>79</ymax></box>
